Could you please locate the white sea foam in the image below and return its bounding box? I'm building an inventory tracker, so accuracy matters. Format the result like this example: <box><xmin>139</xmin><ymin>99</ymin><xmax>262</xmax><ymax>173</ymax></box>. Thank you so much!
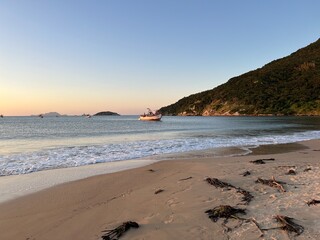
<box><xmin>1</xmin><ymin>130</ymin><xmax>319</xmax><ymax>176</ymax></box>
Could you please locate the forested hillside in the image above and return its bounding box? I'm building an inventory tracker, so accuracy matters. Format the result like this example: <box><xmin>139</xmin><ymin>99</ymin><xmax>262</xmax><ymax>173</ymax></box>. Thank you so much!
<box><xmin>160</xmin><ymin>39</ymin><xmax>320</xmax><ymax>116</ymax></box>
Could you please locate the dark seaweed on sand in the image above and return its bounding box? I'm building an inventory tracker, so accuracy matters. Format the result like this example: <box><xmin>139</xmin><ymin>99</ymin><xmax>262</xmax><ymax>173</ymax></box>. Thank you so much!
<box><xmin>304</xmin><ymin>167</ymin><xmax>312</xmax><ymax>172</ymax></box>
<box><xmin>286</xmin><ymin>169</ymin><xmax>296</xmax><ymax>175</ymax></box>
<box><xmin>205</xmin><ymin>178</ymin><xmax>254</xmax><ymax>204</ymax></box>
<box><xmin>236</xmin><ymin>188</ymin><xmax>254</xmax><ymax>204</ymax></box>
<box><xmin>242</xmin><ymin>171</ymin><xmax>251</xmax><ymax>177</ymax></box>
<box><xmin>205</xmin><ymin>177</ymin><xmax>234</xmax><ymax>188</ymax></box>
<box><xmin>255</xmin><ymin>177</ymin><xmax>286</xmax><ymax>192</ymax></box>
<box><xmin>250</xmin><ymin>158</ymin><xmax>275</xmax><ymax>164</ymax></box>
<box><xmin>274</xmin><ymin>215</ymin><xmax>304</xmax><ymax>235</ymax></box>
<box><xmin>179</xmin><ymin>176</ymin><xmax>193</xmax><ymax>181</ymax></box>
<box><xmin>154</xmin><ymin>189</ymin><xmax>164</xmax><ymax>194</ymax></box>
<box><xmin>307</xmin><ymin>199</ymin><xmax>320</xmax><ymax>206</ymax></box>
<box><xmin>101</xmin><ymin>221</ymin><xmax>139</xmax><ymax>240</ymax></box>
<box><xmin>205</xmin><ymin>205</ymin><xmax>246</xmax><ymax>222</ymax></box>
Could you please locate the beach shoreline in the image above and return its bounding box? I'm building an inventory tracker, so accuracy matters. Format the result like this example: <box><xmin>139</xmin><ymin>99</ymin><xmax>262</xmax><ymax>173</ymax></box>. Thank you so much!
<box><xmin>0</xmin><ymin>139</ymin><xmax>320</xmax><ymax>239</ymax></box>
<box><xmin>0</xmin><ymin>141</ymin><xmax>308</xmax><ymax>204</ymax></box>
<box><xmin>0</xmin><ymin>159</ymin><xmax>158</xmax><ymax>204</ymax></box>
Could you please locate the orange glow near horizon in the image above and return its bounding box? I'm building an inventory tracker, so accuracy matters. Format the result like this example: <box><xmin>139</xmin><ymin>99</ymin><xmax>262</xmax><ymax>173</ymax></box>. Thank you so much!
<box><xmin>0</xmin><ymin>86</ymin><xmax>167</xmax><ymax>116</ymax></box>
<box><xmin>1</xmin><ymin>97</ymin><xmax>145</xmax><ymax>116</ymax></box>
<box><xmin>0</xmin><ymin>70</ymin><xmax>173</xmax><ymax>116</ymax></box>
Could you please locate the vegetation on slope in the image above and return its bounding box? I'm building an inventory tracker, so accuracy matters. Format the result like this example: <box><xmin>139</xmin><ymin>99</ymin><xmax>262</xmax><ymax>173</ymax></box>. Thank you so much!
<box><xmin>160</xmin><ymin>39</ymin><xmax>320</xmax><ymax>116</ymax></box>
<box><xmin>94</xmin><ymin>111</ymin><xmax>120</xmax><ymax>116</ymax></box>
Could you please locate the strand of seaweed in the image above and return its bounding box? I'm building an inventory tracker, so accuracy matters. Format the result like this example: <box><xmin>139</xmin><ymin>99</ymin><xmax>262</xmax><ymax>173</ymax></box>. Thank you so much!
<box><xmin>307</xmin><ymin>199</ymin><xmax>320</xmax><ymax>206</ymax></box>
<box><xmin>205</xmin><ymin>177</ymin><xmax>254</xmax><ymax>205</ymax></box>
<box><xmin>255</xmin><ymin>176</ymin><xmax>286</xmax><ymax>192</ymax></box>
<box><xmin>261</xmin><ymin>215</ymin><xmax>304</xmax><ymax>237</ymax></box>
<box><xmin>101</xmin><ymin>221</ymin><xmax>139</xmax><ymax>240</ymax></box>
<box><xmin>250</xmin><ymin>158</ymin><xmax>275</xmax><ymax>164</ymax></box>
<box><xmin>274</xmin><ymin>215</ymin><xmax>304</xmax><ymax>236</ymax></box>
<box><xmin>205</xmin><ymin>204</ymin><xmax>264</xmax><ymax>237</ymax></box>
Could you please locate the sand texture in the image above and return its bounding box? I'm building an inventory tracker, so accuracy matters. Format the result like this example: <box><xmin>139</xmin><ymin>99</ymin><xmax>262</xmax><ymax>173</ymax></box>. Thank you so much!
<box><xmin>0</xmin><ymin>140</ymin><xmax>319</xmax><ymax>240</ymax></box>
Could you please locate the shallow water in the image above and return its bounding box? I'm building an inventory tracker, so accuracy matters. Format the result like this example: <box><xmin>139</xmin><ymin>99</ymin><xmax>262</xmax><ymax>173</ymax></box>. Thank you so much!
<box><xmin>0</xmin><ymin>116</ymin><xmax>319</xmax><ymax>176</ymax></box>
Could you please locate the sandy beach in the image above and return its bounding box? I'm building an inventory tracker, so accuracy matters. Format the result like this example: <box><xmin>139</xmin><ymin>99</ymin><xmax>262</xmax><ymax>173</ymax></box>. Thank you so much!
<box><xmin>0</xmin><ymin>140</ymin><xmax>320</xmax><ymax>240</ymax></box>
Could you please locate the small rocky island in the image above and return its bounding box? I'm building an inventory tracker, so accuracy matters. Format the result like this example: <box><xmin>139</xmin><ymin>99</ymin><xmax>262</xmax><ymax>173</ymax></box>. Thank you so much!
<box><xmin>31</xmin><ymin>112</ymin><xmax>67</xmax><ymax>117</ymax></box>
<box><xmin>94</xmin><ymin>111</ymin><xmax>120</xmax><ymax>116</ymax></box>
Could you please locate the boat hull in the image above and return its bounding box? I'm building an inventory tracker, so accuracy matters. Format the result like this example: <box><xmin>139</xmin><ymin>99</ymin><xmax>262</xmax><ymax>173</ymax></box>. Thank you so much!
<box><xmin>139</xmin><ymin>114</ymin><xmax>162</xmax><ymax>121</ymax></box>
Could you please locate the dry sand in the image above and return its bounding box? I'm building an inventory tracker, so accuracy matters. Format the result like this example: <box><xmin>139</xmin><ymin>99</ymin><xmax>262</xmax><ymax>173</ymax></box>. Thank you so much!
<box><xmin>0</xmin><ymin>140</ymin><xmax>319</xmax><ymax>240</ymax></box>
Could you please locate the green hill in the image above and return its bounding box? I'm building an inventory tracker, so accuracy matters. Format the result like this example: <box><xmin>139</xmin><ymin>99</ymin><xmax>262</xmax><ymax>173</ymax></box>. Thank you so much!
<box><xmin>160</xmin><ymin>39</ymin><xmax>320</xmax><ymax>116</ymax></box>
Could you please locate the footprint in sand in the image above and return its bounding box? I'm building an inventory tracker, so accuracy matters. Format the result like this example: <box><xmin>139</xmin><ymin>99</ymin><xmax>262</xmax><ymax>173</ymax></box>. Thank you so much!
<box><xmin>164</xmin><ymin>213</ymin><xmax>174</xmax><ymax>224</ymax></box>
<box><xmin>202</xmin><ymin>197</ymin><xmax>216</xmax><ymax>203</ymax></box>
<box><xmin>166</xmin><ymin>197</ymin><xmax>181</xmax><ymax>207</ymax></box>
<box><xmin>140</xmin><ymin>213</ymin><xmax>159</xmax><ymax>224</ymax></box>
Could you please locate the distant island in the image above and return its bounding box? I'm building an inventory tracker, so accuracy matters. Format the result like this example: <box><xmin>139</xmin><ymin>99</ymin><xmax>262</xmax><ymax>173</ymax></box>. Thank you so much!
<box><xmin>94</xmin><ymin>111</ymin><xmax>120</xmax><ymax>116</ymax></box>
<box><xmin>160</xmin><ymin>38</ymin><xmax>320</xmax><ymax>116</ymax></box>
<box><xmin>29</xmin><ymin>111</ymin><xmax>120</xmax><ymax>117</ymax></box>
<box><xmin>31</xmin><ymin>112</ymin><xmax>67</xmax><ymax>117</ymax></box>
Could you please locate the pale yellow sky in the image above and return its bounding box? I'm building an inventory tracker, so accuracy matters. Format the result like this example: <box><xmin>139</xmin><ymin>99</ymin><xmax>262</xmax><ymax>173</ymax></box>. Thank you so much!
<box><xmin>0</xmin><ymin>79</ymin><xmax>171</xmax><ymax>116</ymax></box>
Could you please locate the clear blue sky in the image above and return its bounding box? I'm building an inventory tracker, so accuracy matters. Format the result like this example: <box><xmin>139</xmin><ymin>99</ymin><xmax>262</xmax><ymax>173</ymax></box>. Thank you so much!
<box><xmin>1</xmin><ymin>0</ymin><xmax>319</xmax><ymax>115</ymax></box>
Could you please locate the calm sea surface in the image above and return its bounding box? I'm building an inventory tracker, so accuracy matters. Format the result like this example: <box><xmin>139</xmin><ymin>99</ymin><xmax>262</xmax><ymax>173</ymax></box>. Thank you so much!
<box><xmin>0</xmin><ymin>116</ymin><xmax>319</xmax><ymax>176</ymax></box>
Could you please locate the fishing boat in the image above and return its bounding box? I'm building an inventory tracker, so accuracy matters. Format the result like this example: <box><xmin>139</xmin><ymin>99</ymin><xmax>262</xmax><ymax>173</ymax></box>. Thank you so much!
<box><xmin>139</xmin><ymin>109</ymin><xmax>162</xmax><ymax>121</ymax></box>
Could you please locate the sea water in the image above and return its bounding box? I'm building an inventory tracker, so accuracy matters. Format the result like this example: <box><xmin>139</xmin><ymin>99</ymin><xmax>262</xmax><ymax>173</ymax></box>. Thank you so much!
<box><xmin>0</xmin><ymin>116</ymin><xmax>320</xmax><ymax>176</ymax></box>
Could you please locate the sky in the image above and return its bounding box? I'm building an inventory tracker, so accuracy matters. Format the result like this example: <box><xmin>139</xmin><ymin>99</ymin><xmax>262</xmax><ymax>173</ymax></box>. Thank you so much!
<box><xmin>0</xmin><ymin>0</ymin><xmax>319</xmax><ymax>116</ymax></box>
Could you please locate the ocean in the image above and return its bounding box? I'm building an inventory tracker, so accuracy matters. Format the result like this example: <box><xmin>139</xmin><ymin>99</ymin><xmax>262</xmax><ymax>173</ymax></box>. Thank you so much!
<box><xmin>1</xmin><ymin>116</ymin><xmax>320</xmax><ymax>176</ymax></box>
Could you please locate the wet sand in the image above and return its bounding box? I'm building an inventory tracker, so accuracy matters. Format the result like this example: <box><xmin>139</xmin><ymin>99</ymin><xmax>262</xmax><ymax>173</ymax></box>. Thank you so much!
<box><xmin>0</xmin><ymin>140</ymin><xmax>319</xmax><ymax>240</ymax></box>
